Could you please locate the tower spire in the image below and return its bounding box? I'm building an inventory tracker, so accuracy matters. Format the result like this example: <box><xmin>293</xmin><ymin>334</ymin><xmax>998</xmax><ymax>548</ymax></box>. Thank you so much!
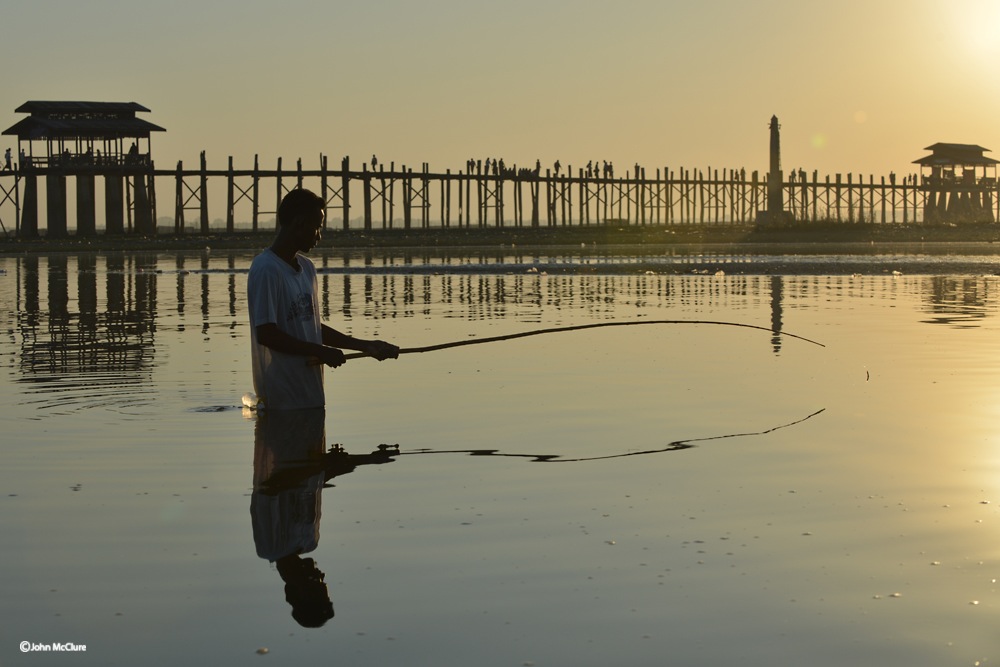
<box><xmin>766</xmin><ymin>115</ymin><xmax>785</xmax><ymax>221</ymax></box>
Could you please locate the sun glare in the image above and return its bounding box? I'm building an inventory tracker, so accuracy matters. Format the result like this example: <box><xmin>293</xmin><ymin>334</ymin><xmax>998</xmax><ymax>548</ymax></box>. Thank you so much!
<box><xmin>958</xmin><ymin>2</ymin><xmax>1000</xmax><ymax>57</ymax></box>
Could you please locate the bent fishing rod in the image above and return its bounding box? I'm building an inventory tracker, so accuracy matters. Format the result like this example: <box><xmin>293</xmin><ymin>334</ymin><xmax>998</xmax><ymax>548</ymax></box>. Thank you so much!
<box><xmin>309</xmin><ymin>318</ymin><xmax>824</xmax><ymax>365</ymax></box>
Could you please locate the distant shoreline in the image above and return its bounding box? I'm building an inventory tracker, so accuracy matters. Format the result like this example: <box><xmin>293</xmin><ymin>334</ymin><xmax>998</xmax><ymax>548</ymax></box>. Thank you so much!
<box><xmin>3</xmin><ymin>223</ymin><xmax>1000</xmax><ymax>255</ymax></box>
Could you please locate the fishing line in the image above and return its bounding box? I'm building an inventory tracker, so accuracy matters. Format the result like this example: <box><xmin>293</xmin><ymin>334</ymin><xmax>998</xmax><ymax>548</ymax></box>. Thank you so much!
<box><xmin>329</xmin><ymin>318</ymin><xmax>824</xmax><ymax>363</ymax></box>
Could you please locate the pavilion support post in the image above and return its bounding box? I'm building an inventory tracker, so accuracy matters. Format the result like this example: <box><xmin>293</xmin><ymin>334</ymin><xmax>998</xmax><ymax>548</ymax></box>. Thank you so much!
<box><xmin>105</xmin><ymin>172</ymin><xmax>124</xmax><ymax>235</ymax></box>
<box><xmin>76</xmin><ymin>172</ymin><xmax>96</xmax><ymax>237</ymax></box>
<box><xmin>46</xmin><ymin>171</ymin><xmax>68</xmax><ymax>238</ymax></box>
<box><xmin>20</xmin><ymin>172</ymin><xmax>38</xmax><ymax>238</ymax></box>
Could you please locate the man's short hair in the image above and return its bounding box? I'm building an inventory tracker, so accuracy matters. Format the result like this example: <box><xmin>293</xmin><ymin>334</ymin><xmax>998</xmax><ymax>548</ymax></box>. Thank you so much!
<box><xmin>277</xmin><ymin>188</ymin><xmax>325</xmax><ymax>227</ymax></box>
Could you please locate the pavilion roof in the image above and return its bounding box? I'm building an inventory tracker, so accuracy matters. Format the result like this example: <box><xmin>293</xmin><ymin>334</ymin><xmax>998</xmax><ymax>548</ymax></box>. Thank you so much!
<box><xmin>2</xmin><ymin>101</ymin><xmax>165</xmax><ymax>141</ymax></box>
<box><xmin>913</xmin><ymin>143</ymin><xmax>998</xmax><ymax>166</ymax></box>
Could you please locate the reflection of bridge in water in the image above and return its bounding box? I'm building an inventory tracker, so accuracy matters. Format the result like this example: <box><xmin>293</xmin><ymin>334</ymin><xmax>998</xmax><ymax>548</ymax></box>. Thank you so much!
<box><xmin>3</xmin><ymin>251</ymin><xmax>999</xmax><ymax>386</ymax></box>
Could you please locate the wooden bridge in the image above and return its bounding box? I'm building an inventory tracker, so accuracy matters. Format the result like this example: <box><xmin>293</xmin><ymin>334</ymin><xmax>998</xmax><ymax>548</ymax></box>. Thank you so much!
<box><xmin>0</xmin><ymin>103</ymin><xmax>996</xmax><ymax>237</ymax></box>
<box><xmin>2</xmin><ymin>152</ymin><xmax>995</xmax><ymax>239</ymax></box>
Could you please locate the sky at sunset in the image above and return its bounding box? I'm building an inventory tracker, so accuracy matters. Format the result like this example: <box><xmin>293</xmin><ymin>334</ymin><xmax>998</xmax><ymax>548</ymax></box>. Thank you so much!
<box><xmin>3</xmin><ymin>0</ymin><xmax>999</xmax><ymax>179</ymax></box>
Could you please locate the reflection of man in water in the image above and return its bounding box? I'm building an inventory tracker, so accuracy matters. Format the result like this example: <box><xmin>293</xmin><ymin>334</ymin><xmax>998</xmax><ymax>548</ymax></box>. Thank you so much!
<box><xmin>251</xmin><ymin>408</ymin><xmax>333</xmax><ymax>627</ymax></box>
<box><xmin>251</xmin><ymin>407</ymin><xmax>399</xmax><ymax>627</ymax></box>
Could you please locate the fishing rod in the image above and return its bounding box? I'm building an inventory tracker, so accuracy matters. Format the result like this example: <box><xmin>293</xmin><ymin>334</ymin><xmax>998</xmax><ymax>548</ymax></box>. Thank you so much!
<box><xmin>310</xmin><ymin>318</ymin><xmax>824</xmax><ymax>365</ymax></box>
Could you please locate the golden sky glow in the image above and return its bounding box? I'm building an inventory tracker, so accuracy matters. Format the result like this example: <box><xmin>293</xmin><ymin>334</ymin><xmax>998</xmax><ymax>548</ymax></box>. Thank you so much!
<box><xmin>2</xmin><ymin>0</ymin><xmax>998</xmax><ymax>178</ymax></box>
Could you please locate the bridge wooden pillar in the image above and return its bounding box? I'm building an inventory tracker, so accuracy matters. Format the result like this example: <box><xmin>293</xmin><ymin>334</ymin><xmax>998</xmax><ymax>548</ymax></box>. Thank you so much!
<box><xmin>340</xmin><ymin>156</ymin><xmax>351</xmax><ymax>231</ymax></box>
<box><xmin>226</xmin><ymin>156</ymin><xmax>235</xmax><ymax>233</ymax></box>
<box><xmin>199</xmin><ymin>152</ymin><xmax>209</xmax><ymax>233</ymax></box>
<box><xmin>133</xmin><ymin>171</ymin><xmax>154</xmax><ymax>235</ymax></box>
<box><xmin>319</xmin><ymin>154</ymin><xmax>328</xmax><ymax>230</ymax></box>
<box><xmin>362</xmin><ymin>164</ymin><xmax>373</xmax><ymax>231</ymax></box>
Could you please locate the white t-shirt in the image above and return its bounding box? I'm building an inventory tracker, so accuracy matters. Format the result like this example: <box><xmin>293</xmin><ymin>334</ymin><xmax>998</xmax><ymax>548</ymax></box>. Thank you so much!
<box><xmin>247</xmin><ymin>248</ymin><xmax>325</xmax><ymax>410</ymax></box>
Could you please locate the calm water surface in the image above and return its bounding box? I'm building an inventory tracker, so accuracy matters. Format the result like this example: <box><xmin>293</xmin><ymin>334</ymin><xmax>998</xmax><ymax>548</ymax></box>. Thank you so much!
<box><xmin>2</xmin><ymin>246</ymin><xmax>1000</xmax><ymax>666</ymax></box>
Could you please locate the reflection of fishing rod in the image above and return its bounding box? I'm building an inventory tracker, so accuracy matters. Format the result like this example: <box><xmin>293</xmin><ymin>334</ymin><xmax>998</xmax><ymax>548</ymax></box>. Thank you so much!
<box><xmin>366</xmin><ymin>408</ymin><xmax>825</xmax><ymax>464</ymax></box>
<box><xmin>258</xmin><ymin>443</ymin><xmax>400</xmax><ymax>494</ymax></box>
<box><xmin>310</xmin><ymin>319</ymin><xmax>824</xmax><ymax>365</ymax></box>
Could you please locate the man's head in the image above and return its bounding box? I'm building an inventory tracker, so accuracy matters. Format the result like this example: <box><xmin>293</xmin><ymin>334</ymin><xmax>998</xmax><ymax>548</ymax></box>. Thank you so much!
<box><xmin>277</xmin><ymin>188</ymin><xmax>325</xmax><ymax>252</ymax></box>
<box><xmin>278</xmin><ymin>188</ymin><xmax>325</xmax><ymax>228</ymax></box>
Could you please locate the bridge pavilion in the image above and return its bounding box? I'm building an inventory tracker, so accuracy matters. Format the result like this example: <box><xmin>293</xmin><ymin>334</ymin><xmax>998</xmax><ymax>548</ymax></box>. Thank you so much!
<box><xmin>914</xmin><ymin>143</ymin><xmax>998</xmax><ymax>223</ymax></box>
<box><xmin>2</xmin><ymin>101</ymin><xmax>165</xmax><ymax>237</ymax></box>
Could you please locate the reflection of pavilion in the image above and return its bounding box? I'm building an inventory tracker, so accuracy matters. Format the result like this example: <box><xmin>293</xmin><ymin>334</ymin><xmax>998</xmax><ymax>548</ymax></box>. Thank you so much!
<box><xmin>15</xmin><ymin>255</ymin><xmax>157</xmax><ymax>385</ymax></box>
<box><xmin>920</xmin><ymin>276</ymin><xmax>993</xmax><ymax>327</ymax></box>
<box><xmin>914</xmin><ymin>143</ymin><xmax>998</xmax><ymax>223</ymax></box>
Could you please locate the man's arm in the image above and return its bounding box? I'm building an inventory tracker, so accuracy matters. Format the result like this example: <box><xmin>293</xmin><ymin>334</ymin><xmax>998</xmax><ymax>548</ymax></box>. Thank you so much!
<box><xmin>256</xmin><ymin>323</ymin><xmax>347</xmax><ymax>367</ymax></box>
<box><xmin>322</xmin><ymin>325</ymin><xmax>399</xmax><ymax>361</ymax></box>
